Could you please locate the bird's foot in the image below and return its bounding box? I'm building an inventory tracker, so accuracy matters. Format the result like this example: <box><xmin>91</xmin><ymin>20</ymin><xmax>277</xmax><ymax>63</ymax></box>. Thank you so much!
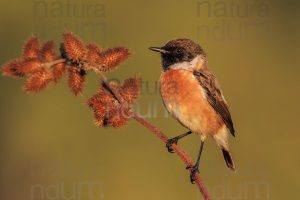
<box><xmin>166</xmin><ymin>138</ymin><xmax>178</xmax><ymax>153</ymax></box>
<box><xmin>186</xmin><ymin>164</ymin><xmax>200</xmax><ymax>184</ymax></box>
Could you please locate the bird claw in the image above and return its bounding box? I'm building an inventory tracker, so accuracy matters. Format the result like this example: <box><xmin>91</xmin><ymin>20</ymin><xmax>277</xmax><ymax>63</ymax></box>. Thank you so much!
<box><xmin>186</xmin><ymin>165</ymin><xmax>199</xmax><ymax>184</ymax></box>
<box><xmin>166</xmin><ymin>138</ymin><xmax>178</xmax><ymax>153</ymax></box>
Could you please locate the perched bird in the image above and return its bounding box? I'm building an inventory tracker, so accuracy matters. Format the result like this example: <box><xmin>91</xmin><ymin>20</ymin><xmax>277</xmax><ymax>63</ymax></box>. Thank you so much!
<box><xmin>149</xmin><ymin>39</ymin><xmax>236</xmax><ymax>183</ymax></box>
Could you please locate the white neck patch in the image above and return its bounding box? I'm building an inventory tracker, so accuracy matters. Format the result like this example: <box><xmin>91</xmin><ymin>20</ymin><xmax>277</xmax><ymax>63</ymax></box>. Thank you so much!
<box><xmin>168</xmin><ymin>55</ymin><xmax>201</xmax><ymax>70</ymax></box>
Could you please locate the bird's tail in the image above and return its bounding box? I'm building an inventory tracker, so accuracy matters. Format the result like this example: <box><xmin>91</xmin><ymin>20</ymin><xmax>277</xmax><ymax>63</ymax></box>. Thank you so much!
<box><xmin>221</xmin><ymin>148</ymin><xmax>236</xmax><ymax>171</ymax></box>
<box><xmin>213</xmin><ymin>129</ymin><xmax>236</xmax><ymax>171</ymax></box>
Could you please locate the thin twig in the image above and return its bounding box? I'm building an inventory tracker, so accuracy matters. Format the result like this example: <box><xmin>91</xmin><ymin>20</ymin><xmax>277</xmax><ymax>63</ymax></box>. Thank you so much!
<box><xmin>93</xmin><ymin>68</ymin><xmax>126</xmax><ymax>104</ymax></box>
<box><xmin>43</xmin><ymin>58</ymin><xmax>66</xmax><ymax>68</ymax></box>
<box><xmin>93</xmin><ymin>69</ymin><xmax>212</xmax><ymax>200</ymax></box>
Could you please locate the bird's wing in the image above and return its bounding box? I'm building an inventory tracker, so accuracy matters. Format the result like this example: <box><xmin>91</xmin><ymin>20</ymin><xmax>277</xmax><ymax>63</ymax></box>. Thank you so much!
<box><xmin>193</xmin><ymin>69</ymin><xmax>235</xmax><ymax>136</ymax></box>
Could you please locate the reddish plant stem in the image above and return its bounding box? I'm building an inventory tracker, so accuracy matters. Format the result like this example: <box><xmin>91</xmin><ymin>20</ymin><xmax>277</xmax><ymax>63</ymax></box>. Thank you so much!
<box><xmin>132</xmin><ymin>114</ymin><xmax>212</xmax><ymax>200</ymax></box>
<box><xmin>93</xmin><ymin>68</ymin><xmax>126</xmax><ymax>104</ymax></box>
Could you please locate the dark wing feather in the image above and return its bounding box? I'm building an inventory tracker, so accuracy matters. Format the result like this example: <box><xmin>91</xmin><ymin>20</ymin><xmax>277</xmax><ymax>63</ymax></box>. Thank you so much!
<box><xmin>193</xmin><ymin>70</ymin><xmax>235</xmax><ymax>136</ymax></box>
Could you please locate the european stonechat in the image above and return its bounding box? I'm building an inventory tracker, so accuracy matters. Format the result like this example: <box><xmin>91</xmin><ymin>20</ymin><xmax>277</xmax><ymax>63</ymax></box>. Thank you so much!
<box><xmin>149</xmin><ymin>39</ymin><xmax>236</xmax><ymax>183</ymax></box>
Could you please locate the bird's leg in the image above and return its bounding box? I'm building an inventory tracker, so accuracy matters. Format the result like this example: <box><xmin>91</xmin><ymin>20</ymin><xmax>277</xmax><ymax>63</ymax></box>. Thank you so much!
<box><xmin>187</xmin><ymin>140</ymin><xmax>205</xmax><ymax>183</ymax></box>
<box><xmin>166</xmin><ymin>131</ymin><xmax>192</xmax><ymax>153</ymax></box>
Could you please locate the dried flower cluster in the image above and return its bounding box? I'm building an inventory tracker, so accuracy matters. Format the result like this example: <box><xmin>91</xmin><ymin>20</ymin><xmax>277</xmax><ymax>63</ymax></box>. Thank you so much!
<box><xmin>61</xmin><ymin>32</ymin><xmax>130</xmax><ymax>70</ymax></box>
<box><xmin>2</xmin><ymin>32</ymin><xmax>137</xmax><ymax>128</ymax></box>
<box><xmin>62</xmin><ymin>32</ymin><xmax>130</xmax><ymax>95</ymax></box>
<box><xmin>2</xmin><ymin>32</ymin><xmax>131</xmax><ymax>96</ymax></box>
<box><xmin>87</xmin><ymin>77</ymin><xmax>140</xmax><ymax>127</ymax></box>
<box><xmin>2</xmin><ymin>37</ymin><xmax>66</xmax><ymax>92</ymax></box>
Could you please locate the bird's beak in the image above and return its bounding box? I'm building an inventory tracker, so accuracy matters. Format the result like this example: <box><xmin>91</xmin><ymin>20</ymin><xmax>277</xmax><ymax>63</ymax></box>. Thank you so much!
<box><xmin>149</xmin><ymin>47</ymin><xmax>169</xmax><ymax>54</ymax></box>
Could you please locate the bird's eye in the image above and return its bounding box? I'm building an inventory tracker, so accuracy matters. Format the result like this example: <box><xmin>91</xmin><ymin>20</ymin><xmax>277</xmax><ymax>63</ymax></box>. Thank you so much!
<box><xmin>176</xmin><ymin>49</ymin><xmax>183</xmax><ymax>54</ymax></box>
<box><xmin>175</xmin><ymin>49</ymin><xmax>184</xmax><ymax>56</ymax></box>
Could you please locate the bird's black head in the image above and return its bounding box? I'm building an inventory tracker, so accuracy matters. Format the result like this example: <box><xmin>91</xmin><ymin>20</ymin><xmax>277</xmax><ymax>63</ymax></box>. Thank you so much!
<box><xmin>149</xmin><ymin>39</ymin><xmax>205</xmax><ymax>70</ymax></box>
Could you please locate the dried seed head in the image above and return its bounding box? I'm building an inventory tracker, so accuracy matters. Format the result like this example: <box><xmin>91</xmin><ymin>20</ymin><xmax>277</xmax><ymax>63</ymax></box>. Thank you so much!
<box><xmin>99</xmin><ymin>47</ymin><xmax>130</xmax><ymax>71</ymax></box>
<box><xmin>87</xmin><ymin>92</ymin><xmax>101</xmax><ymax>108</ymax></box>
<box><xmin>3</xmin><ymin>58</ymin><xmax>42</xmax><ymax>78</ymax></box>
<box><xmin>90</xmin><ymin>97</ymin><xmax>108</xmax><ymax>127</ymax></box>
<box><xmin>2</xmin><ymin>59</ymin><xmax>23</xmax><ymax>78</ymax></box>
<box><xmin>120</xmin><ymin>77</ymin><xmax>141</xmax><ymax>104</ymax></box>
<box><xmin>88</xmin><ymin>88</ymin><xmax>111</xmax><ymax>127</ymax></box>
<box><xmin>23</xmin><ymin>36</ymin><xmax>40</xmax><ymax>59</ymax></box>
<box><xmin>52</xmin><ymin>62</ymin><xmax>66</xmax><ymax>83</ymax></box>
<box><xmin>17</xmin><ymin>58</ymin><xmax>43</xmax><ymax>75</ymax></box>
<box><xmin>40</xmin><ymin>41</ymin><xmax>56</xmax><ymax>62</ymax></box>
<box><xmin>68</xmin><ymin>66</ymin><xmax>86</xmax><ymax>96</ymax></box>
<box><xmin>86</xmin><ymin>44</ymin><xmax>103</xmax><ymax>66</ymax></box>
<box><xmin>106</xmin><ymin>106</ymin><xmax>131</xmax><ymax>128</ymax></box>
<box><xmin>24</xmin><ymin>69</ymin><xmax>53</xmax><ymax>93</ymax></box>
<box><xmin>88</xmin><ymin>85</ymin><xmax>118</xmax><ymax>112</ymax></box>
<box><xmin>87</xmin><ymin>81</ymin><xmax>133</xmax><ymax>128</ymax></box>
<box><xmin>62</xmin><ymin>32</ymin><xmax>86</xmax><ymax>62</ymax></box>
<box><xmin>94</xmin><ymin>114</ymin><xmax>107</xmax><ymax>127</ymax></box>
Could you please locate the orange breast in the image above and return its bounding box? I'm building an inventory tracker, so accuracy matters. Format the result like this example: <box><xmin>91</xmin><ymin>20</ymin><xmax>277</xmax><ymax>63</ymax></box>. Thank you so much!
<box><xmin>160</xmin><ymin>69</ymin><xmax>223</xmax><ymax>136</ymax></box>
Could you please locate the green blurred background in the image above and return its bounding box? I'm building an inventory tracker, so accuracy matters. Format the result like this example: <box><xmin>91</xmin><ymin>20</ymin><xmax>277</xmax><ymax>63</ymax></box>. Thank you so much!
<box><xmin>0</xmin><ymin>0</ymin><xmax>299</xmax><ymax>199</ymax></box>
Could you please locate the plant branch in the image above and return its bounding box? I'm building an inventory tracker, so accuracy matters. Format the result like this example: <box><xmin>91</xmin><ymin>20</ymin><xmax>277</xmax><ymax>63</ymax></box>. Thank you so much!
<box><xmin>94</xmin><ymin>69</ymin><xmax>212</xmax><ymax>200</ymax></box>
<box><xmin>93</xmin><ymin>68</ymin><xmax>126</xmax><ymax>104</ymax></box>
<box><xmin>43</xmin><ymin>58</ymin><xmax>66</xmax><ymax>68</ymax></box>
